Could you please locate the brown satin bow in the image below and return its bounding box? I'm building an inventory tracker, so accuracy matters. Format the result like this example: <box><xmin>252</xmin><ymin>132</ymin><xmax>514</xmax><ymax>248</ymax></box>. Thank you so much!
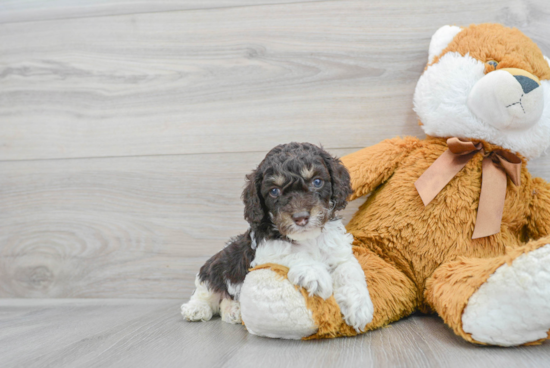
<box><xmin>414</xmin><ymin>137</ymin><xmax>522</xmax><ymax>239</ymax></box>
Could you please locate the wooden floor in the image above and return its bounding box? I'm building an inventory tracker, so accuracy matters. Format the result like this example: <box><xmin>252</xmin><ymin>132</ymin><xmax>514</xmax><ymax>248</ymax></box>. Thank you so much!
<box><xmin>2</xmin><ymin>0</ymin><xmax>550</xmax><ymax>366</ymax></box>
<box><xmin>1</xmin><ymin>299</ymin><xmax>550</xmax><ymax>368</ymax></box>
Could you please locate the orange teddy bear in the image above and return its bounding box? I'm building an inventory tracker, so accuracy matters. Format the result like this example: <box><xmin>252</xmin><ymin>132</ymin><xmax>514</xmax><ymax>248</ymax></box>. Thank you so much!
<box><xmin>239</xmin><ymin>23</ymin><xmax>550</xmax><ymax>346</ymax></box>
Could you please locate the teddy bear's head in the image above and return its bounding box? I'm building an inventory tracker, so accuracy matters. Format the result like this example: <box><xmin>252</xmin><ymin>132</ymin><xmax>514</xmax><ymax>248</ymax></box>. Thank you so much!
<box><xmin>413</xmin><ymin>23</ymin><xmax>550</xmax><ymax>159</ymax></box>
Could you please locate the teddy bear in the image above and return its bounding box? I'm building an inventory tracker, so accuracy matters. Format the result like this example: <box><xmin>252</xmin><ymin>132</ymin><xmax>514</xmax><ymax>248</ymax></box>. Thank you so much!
<box><xmin>238</xmin><ymin>23</ymin><xmax>550</xmax><ymax>346</ymax></box>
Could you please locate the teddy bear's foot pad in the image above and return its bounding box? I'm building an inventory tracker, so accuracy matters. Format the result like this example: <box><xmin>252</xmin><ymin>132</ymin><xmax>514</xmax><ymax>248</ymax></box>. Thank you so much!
<box><xmin>240</xmin><ymin>269</ymin><xmax>318</xmax><ymax>339</ymax></box>
<box><xmin>462</xmin><ymin>244</ymin><xmax>550</xmax><ymax>346</ymax></box>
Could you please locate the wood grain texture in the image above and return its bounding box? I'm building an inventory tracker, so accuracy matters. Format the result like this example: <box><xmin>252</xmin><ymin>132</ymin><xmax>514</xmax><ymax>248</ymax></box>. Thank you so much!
<box><xmin>0</xmin><ymin>148</ymin><xmax>367</xmax><ymax>298</ymax></box>
<box><xmin>2</xmin><ymin>0</ymin><xmax>549</xmax><ymax>160</ymax></box>
<box><xmin>0</xmin><ymin>0</ymin><xmax>327</xmax><ymax>24</ymax></box>
<box><xmin>1</xmin><ymin>299</ymin><xmax>550</xmax><ymax>368</ymax></box>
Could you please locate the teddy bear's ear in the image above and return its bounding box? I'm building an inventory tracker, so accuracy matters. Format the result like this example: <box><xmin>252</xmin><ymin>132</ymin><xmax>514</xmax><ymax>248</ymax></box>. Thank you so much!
<box><xmin>428</xmin><ymin>25</ymin><xmax>462</xmax><ymax>64</ymax></box>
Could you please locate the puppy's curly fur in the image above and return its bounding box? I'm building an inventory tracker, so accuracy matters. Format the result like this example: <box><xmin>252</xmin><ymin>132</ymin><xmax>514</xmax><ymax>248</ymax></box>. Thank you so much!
<box><xmin>182</xmin><ymin>143</ymin><xmax>371</xmax><ymax>330</ymax></box>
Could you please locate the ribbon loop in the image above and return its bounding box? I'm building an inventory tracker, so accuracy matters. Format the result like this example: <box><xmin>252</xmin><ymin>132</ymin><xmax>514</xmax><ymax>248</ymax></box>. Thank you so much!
<box><xmin>494</xmin><ymin>150</ymin><xmax>522</xmax><ymax>186</ymax></box>
<box><xmin>415</xmin><ymin>138</ymin><xmax>522</xmax><ymax>239</ymax></box>
<box><xmin>447</xmin><ymin>137</ymin><xmax>483</xmax><ymax>155</ymax></box>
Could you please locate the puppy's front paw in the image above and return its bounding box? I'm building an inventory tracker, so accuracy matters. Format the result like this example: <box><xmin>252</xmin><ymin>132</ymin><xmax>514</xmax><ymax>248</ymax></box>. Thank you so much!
<box><xmin>334</xmin><ymin>286</ymin><xmax>373</xmax><ymax>333</ymax></box>
<box><xmin>181</xmin><ymin>300</ymin><xmax>213</xmax><ymax>322</ymax></box>
<box><xmin>288</xmin><ymin>264</ymin><xmax>333</xmax><ymax>299</ymax></box>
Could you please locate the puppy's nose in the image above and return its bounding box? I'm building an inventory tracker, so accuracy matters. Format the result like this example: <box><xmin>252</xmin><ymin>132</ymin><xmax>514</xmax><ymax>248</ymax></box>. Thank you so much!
<box><xmin>292</xmin><ymin>211</ymin><xmax>310</xmax><ymax>227</ymax></box>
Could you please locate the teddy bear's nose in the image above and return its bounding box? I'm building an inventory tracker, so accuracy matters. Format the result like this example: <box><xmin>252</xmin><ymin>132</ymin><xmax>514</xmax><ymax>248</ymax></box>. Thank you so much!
<box><xmin>292</xmin><ymin>211</ymin><xmax>310</xmax><ymax>226</ymax></box>
<box><xmin>514</xmin><ymin>75</ymin><xmax>539</xmax><ymax>94</ymax></box>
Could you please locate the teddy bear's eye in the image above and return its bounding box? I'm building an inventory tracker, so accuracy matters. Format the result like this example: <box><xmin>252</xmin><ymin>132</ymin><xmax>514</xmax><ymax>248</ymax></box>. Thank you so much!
<box><xmin>487</xmin><ymin>60</ymin><xmax>499</xmax><ymax>69</ymax></box>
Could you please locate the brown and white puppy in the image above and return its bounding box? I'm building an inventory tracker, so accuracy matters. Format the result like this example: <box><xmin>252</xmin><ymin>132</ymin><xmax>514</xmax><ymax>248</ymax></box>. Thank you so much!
<box><xmin>181</xmin><ymin>142</ymin><xmax>372</xmax><ymax>331</ymax></box>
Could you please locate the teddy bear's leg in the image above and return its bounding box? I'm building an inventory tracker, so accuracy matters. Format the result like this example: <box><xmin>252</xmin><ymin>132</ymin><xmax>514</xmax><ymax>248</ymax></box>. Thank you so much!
<box><xmin>425</xmin><ymin>236</ymin><xmax>550</xmax><ymax>346</ymax></box>
<box><xmin>351</xmin><ymin>246</ymin><xmax>419</xmax><ymax>333</ymax></box>
<box><xmin>240</xmin><ymin>247</ymin><xmax>419</xmax><ymax>340</ymax></box>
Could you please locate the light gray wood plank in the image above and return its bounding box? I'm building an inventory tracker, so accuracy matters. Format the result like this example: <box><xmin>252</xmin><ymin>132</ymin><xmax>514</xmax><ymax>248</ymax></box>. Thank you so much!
<box><xmin>0</xmin><ymin>0</ymin><xmax>327</xmax><ymax>24</ymax></box>
<box><xmin>2</xmin><ymin>0</ymin><xmax>549</xmax><ymax>160</ymax></box>
<box><xmin>0</xmin><ymin>299</ymin><xmax>178</xmax><ymax>368</ymax></box>
<box><xmin>0</xmin><ymin>148</ymin><xmax>366</xmax><ymax>298</ymax></box>
<box><xmin>1</xmin><ymin>299</ymin><xmax>550</xmax><ymax>368</ymax></box>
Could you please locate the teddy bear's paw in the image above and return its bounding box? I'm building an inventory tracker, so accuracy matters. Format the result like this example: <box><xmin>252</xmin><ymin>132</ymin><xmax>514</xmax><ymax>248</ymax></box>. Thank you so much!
<box><xmin>334</xmin><ymin>285</ymin><xmax>374</xmax><ymax>332</ymax></box>
<box><xmin>288</xmin><ymin>263</ymin><xmax>333</xmax><ymax>299</ymax></box>
<box><xmin>240</xmin><ymin>268</ymin><xmax>318</xmax><ymax>339</ymax></box>
<box><xmin>220</xmin><ymin>298</ymin><xmax>241</xmax><ymax>324</ymax></box>
<box><xmin>462</xmin><ymin>244</ymin><xmax>550</xmax><ymax>346</ymax></box>
<box><xmin>181</xmin><ymin>300</ymin><xmax>214</xmax><ymax>322</ymax></box>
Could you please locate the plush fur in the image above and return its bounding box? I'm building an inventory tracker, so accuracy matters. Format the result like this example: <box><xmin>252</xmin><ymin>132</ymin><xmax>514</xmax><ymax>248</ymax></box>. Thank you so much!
<box><xmin>182</xmin><ymin>142</ymin><xmax>372</xmax><ymax>331</ymax></box>
<box><xmin>238</xmin><ymin>23</ymin><xmax>550</xmax><ymax>345</ymax></box>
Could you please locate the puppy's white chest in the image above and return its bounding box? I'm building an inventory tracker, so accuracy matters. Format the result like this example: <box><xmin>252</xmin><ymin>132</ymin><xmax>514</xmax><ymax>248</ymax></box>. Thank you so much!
<box><xmin>251</xmin><ymin>220</ymin><xmax>353</xmax><ymax>269</ymax></box>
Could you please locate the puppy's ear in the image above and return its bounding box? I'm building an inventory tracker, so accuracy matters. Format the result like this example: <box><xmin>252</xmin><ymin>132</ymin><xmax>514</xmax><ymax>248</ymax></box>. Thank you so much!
<box><xmin>320</xmin><ymin>149</ymin><xmax>353</xmax><ymax>212</ymax></box>
<box><xmin>242</xmin><ymin>169</ymin><xmax>265</xmax><ymax>226</ymax></box>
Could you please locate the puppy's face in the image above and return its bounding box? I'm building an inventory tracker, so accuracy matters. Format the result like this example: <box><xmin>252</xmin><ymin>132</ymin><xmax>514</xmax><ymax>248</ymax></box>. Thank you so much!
<box><xmin>243</xmin><ymin>143</ymin><xmax>352</xmax><ymax>241</ymax></box>
<box><xmin>261</xmin><ymin>155</ymin><xmax>332</xmax><ymax>240</ymax></box>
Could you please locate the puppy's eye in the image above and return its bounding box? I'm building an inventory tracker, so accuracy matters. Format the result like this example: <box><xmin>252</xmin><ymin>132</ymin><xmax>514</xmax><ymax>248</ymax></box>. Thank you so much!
<box><xmin>487</xmin><ymin>60</ymin><xmax>498</xmax><ymax>69</ymax></box>
<box><xmin>269</xmin><ymin>188</ymin><xmax>281</xmax><ymax>198</ymax></box>
<box><xmin>312</xmin><ymin>178</ymin><xmax>324</xmax><ymax>188</ymax></box>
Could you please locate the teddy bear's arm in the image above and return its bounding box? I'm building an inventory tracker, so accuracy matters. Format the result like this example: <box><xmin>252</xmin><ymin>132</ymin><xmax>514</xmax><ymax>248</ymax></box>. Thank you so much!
<box><xmin>341</xmin><ymin>136</ymin><xmax>420</xmax><ymax>200</ymax></box>
<box><xmin>528</xmin><ymin>177</ymin><xmax>550</xmax><ymax>239</ymax></box>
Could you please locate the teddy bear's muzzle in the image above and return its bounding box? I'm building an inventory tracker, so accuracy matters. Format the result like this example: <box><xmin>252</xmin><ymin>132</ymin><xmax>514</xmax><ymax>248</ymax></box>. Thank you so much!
<box><xmin>467</xmin><ymin>68</ymin><xmax>544</xmax><ymax>131</ymax></box>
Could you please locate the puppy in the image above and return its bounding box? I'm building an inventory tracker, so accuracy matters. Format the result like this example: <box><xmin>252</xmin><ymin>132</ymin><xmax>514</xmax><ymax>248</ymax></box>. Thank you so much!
<box><xmin>181</xmin><ymin>142</ymin><xmax>373</xmax><ymax>332</ymax></box>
